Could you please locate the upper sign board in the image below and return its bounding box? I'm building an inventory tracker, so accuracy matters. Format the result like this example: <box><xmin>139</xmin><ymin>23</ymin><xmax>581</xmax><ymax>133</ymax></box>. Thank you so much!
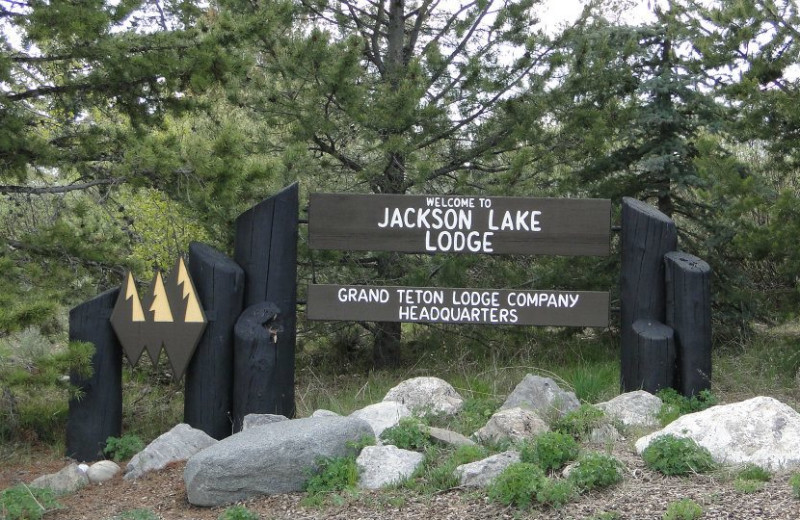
<box><xmin>308</xmin><ymin>193</ymin><xmax>611</xmax><ymax>256</ymax></box>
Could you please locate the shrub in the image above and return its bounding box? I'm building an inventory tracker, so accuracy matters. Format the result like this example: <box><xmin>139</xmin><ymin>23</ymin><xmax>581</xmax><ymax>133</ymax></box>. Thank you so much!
<box><xmin>554</xmin><ymin>404</ymin><xmax>606</xmax><ymax>439</ymax></box>
<box><xmin>520</xmin><ymin>431</ymin><xmax>580</xmax><ymax>472</ymax></box>
<box><xmin>487</xmin><ymin>462</ymin><xmax>546</xmax><ymax>509</ymax></box>
<box><xmin>0</xmin><ymin>484</ymin><xmax>60</xmax><ymax>520</ymax></box>
<box><xmin>790</xmin><ymin>473</ymin><xmax>800</xmax><ymax>499</ymax></box>
<box><xmin>380</xmin><ymin>417</ymin><xmax>430</xmax><ymax>450</ymax></box>
<box><xmin>736</xmin><ymin>464</ymin><xmax>771</xmax><ymax>482</ymax></box>
<box><xmin>535</xmin><ymin>478</ymin><xmax>577</xmax><ymax>508</ymax></box>
<box><xmin>218</xmin><ymin>505</ymin><xmax>260</xmax><ymax>520</ymax></box>
<box><xmin>733</xmin><ymin>478</ymin><xmax>764</xmax><ymax>494</ymax></box>
<box><xmin>656</xmin><ymin>389</ymin><xmax>718</xmax><ymax>426</ymax></box>
<box><xmin>662</xmin><ymin>498</ymin><xmax>703</xmax><ymax>520</ymax></box>
<box><xmin>304</xmin><ymin>456</ymin><xmax>359</xmax><ymax>495</ymax></box>
<box><xmin>104</xmin><ymin>434</ymin><xmax>145</xmax><ymax>462</ymax></box>
<box><xmin>567</xmin><ymin>453</ymin><xmax>623</xmax><ymax>491</ymax></box>
<box><xmin>642</xmin><ymin>435</ymin><xmax>716</xmax><ymax>476</ymax></box>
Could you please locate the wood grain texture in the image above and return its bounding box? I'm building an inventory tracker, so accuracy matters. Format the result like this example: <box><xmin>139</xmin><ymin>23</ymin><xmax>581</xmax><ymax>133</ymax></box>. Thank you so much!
<box><xmin>620</xmin><ymin>198</ymin><xmax>677</xmax><ymax>392</ymax></box>
<box><xmin>184</xmin><ymin>242</ymin><xmax>245</xmax><ymax>440</ymax></box>
<box><xmin>233</xmin><ymin>183</ymin><xmax>298</xmax><ymax>419</ymax></box>
<box><xmin>632</xmin><ymin>319</ymin><xmax>676</xmax><ymax>393</ymax></box>
<box><xmin>66</xmin><ymin>288</ymin><xmax>122</xmax><ymax>462</ymax></box>
<box><xmin>665</xmin><ymin>251</ymin><xmax>712</xmax><ymax>396</ymax></box>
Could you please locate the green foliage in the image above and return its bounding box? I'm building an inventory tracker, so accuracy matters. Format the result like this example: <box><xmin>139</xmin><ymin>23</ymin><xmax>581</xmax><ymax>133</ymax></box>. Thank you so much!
<box><xmin>519</xmin><ymin>432</ymin><xmax>580</xmax><ymax>472</ymax></box>
<box><xmin>0</xmin><ymin>484</ymin><xmax>60</xmax><ymax>520</ymax></box>
<box><xmin>662</xmin><ymin>499</ymin><xmax>704</xmax><ymax>520</ymax></box>
<box><xmin>733</xmin><ymin>478</ymin><xmax>764</xmax><ymax>494</ymax></box>
<box><xmin>790</xmin><ymin>473</ymin><xmax>800</xmax><ymax>499</ymax></box>
<box><xmin>487</xmin><ymin>462</ymin><xmax>546</xmax><ymax>509</ymax></box>
<box><xmin>380</xmin><ymin>418</ymin><xmax>430</xmax><ymax>451</ymax></box>
<box><xmin>104</xmin><ymin>434</ymin><xmax>145</xmax><ymax>462</ymax></box>
<box><xmin>567</xmin><ymin>453</ymin><xmax>623</xmax><ymax>491</ymax></box>
<box><xmin>554</xmin><ymin>404</ymin><xmax>606</xmax><ymax>440</ymax></box>
<box><xmin>535</xmin><ymin>478</ymin><xmax>577</xmax><ymax>508</ymax></box>
<box><xmin>217</xmin><ymin>505</ymin><xmax>260</xmax><ymax>520</ymax></box>
<box><xmin>108</xmin><ymin>509</ymin><xmax>161</xmax><ymax>520</ymax></box>
<box><xmin>587</xmin><ymin>513</ymin><xmax>621</xmax><ymax>520</ymax></box>
<box><xmin>642</xmin><ymin>435</ymin><xmax>716</xmax><ymax>476</ymax></box>
<box><xmin>736</xmin><ymin>464</ymin><xmax>771</xmax><ymax>483</ymax></box>
<box><xmin>656</xmin><ymin>389</ymin><xmax>718</xmax><ymax>426</ymax></box>
<box><xmin>304</xmin><ymin>456</ymin><xmax>359</xmax><ymax>496</ymax></box>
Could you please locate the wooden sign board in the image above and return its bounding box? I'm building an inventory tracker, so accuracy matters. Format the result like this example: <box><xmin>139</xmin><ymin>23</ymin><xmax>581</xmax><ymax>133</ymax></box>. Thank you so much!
<box><xmin>308</xmin><ymin>194</ymin><xmax>611</xmax><ymax>256</ymax></box>
<box><xmin>307</xmin><ymin>285</ymin><xmax>609</xmax><ymax>328</ymax></box>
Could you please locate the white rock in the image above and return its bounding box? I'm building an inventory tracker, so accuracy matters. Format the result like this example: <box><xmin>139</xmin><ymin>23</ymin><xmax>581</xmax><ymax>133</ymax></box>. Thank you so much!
<box><xmin>473</xmin><ymin>407</ymin><xmax>549</xmax><ymax>443</ymax></box>
<box><xmin>383</xmin><ymin>377</ymin><xmax>464</xmax><ymax>416</ymax></box>
<box><xmin>596</xmin><ymin>390</ymin><xmax>662</xmax><ymax>428</ymax></box>
<box><xmin>350</xmin><ymin>401</ymin><xmax>411</xmax><ymax>438</ymax></box>
<box><xmin>357</xmin><ymin>445</ymin><xmax>425</xmax><ymax>490</ymax></box>
<box><xmin>77</xmin><ymin>463</ymin><xmax>89</xmax><ymax>474</ymax></box>
<box><xmin>125</xmin><ymin>423</ymin><xmax>217</xmax><ymax>480</ymax></box>
<box><xmin>87</xmin><ymin>460</ymin><xmax>121</xmax><ymax>483</ymax></box>
<box><xmin>455</xmin><ymin>451</ymin><xmax>521</xmax><ymax>488</ymax></box>
<box><xmin>635</xmin><ymin>396</ymin><xmax>800</xmax><ymax>471</ymax></box>
<box><xmin>500</xmin><ymin>374</ymin><xmax>579</xmax><ymax>418</ymax></box>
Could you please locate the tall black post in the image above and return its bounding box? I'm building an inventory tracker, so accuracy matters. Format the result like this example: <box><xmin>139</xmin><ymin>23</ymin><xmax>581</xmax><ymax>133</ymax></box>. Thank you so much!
<box><xmin>184</xmin><ymin>242</ymin><xmax>245</xmax><ymax>440</ymax></box>
<box><xmin>234</xmin><ymin>183</ymin><xmax>298</xmax><ymax>418</ymax></box>
<box><xmin>620</xmin><ymin>198</ymin><xmax>677</xmax><ymax>392</ymax></box>
<box><xmin>631</xmin><ymin>319</ymin><xmax>676</xmax><ymax>393</ymax></box>
<box><xmin>665</xmin><ymin>251</ymin><xmax>712</xmax><ymax>396</ymax></box>
<box><xmin>66</xmin><ymin>289</ymin><xmax>122</xmax><ymax>462</ymax></box>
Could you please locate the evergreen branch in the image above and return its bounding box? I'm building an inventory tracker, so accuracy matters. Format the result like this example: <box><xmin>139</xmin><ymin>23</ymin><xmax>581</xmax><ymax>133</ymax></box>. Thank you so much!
<box><xmin>0</xmin><ymin>178</ymin><xmax>123</xmax><ymax>195</ymax></box>
<box><xmin>423</xmin><ymin>0</ymin><xmax>485</xmax><ymax>86</ymax></box>
<box><xmin>311</xmin><ymin>134</ymin><xmax>364</xmax><ymax>172</ymax></box>
<box><xmin>4</xmin><ymin>239</ymin><xmax>127</xmax><ymax>277</ymax></box>
<box><xmin>3</xmin><ymin>77</ymin><xmax>149</xmax><ymax>102</ymax></box>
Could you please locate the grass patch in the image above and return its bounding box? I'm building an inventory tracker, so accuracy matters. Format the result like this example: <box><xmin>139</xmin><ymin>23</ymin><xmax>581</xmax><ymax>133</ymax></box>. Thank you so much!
<box><xmin>0</xmin><ymin>484</ymin><xmax>61</xmax><ymax>520</ymax></box>
<box><xmin>380</xmin><ymin>417</ymin><xmax>431</xmax><ymax>450</ymax></box>
<box><xmin>519</xmin><ymin>431</ymin><xmax>579</xmax><ymax>472</ymax></box>
<box><xmin>304</xmin><ymin>455</ymin><xmax>359</xmax><ymax>496</ymax></box>
<box><xmin>790</xmin><ymin>473</ymin><xmax>800</xmax><ymax>499</ymax></box>
<box><xmin>487</xmin><ymin>462</ymin><xmax>546</xmax><ymax>509</ymax></box>
<box><xmin>567</xmin><ymin>452</ymin><xmax>623</xmax><ymax>491</ymax></box>
<box><xmin>662</xmin><ymin>498</ymin><xmax>703</xmax><ymax>520</ymax></box>
<box><xmin>733</xmin><ymin>478</ymin><xmax>764</xmax><ymax>494</ymax></box>
<box><xmin>642</xmin><ymin>435</ymin><xmax>716</xmax><ymax>476</ymax></box>
<box><xmin>656</xmin><ymin>388</ymin><xmax>718</xmax><ymax>426</ymax></box>
<box><xmin>554</xmin><ymin>404</ymin><xmax>607</xmax><ymax>440</ymax></box>
<box><xmin>104</xmin><ymin>434</ymin><xmax>145</xmax><ymax>462</ymax></box>
<box><xmin>108</xmin><ymin>509</ymin><xmax>161</xmax><ymax>520</ymax></box>
<box><xmin>217</xmin><ymin>505</ymin><xmax>260</xmax><ymax>520</ymax></box>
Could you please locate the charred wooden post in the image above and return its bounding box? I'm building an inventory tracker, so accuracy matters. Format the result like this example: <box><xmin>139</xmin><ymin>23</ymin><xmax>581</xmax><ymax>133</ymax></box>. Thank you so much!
<box><xmin>231</xmin><ymin>302</ymin><xmax>282</xmax><ymax>432</ymax></box>
<box><xmin>184</xmin><ymin>242</ymin><xmax>245</xmax><ymax>440</ymax></box>
<box><xmin>631</xmin><ymin>319</ymin><xmax>676</xmax><ymax>393</ymax></box>
<box><xmin>234</xmin><ymin>183</ymin><xmax>298</xmax><ymax>418</ymax></box>
<box><xmin>66</xmin><ymin>289</ymin><xmax>122</xmax><ymax>462</ymax></box>
<box><xmin>620</xmin><ymin>198</ymin><xmax>677</xmax><ymax>392</ymax></box>
<box><xmin>665</xmin><ymin>251</ymin><xmax>712</xmax><ymax>396</ymax></box>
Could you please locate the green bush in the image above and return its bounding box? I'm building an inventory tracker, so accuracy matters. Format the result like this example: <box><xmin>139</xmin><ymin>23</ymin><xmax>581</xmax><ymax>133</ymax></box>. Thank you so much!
<box><xmin>554</xmin><ymin>404</ymin><xmax>606</xmax><ymax>439</ymax></box>
<box><xmin>642</xmin><ymin>435</ymin><xmax>716</xmax><ymax>476</ymax></box>
<box><xmin>104</xmin><ymin>434</ymin><xmax>145</xmax><ymax>462</ymax></box>
<box><xmin>380</xmin><ymin>417</ymin><xmax>430</xmax><ymax>450</ymax></box>
<box><xmin>567</xmin><ymin>453</ymin><xmax>623</xmax><ymax>491</ymax></box>
<box><xmin>656</xmin><ymin>389</ymin><xmax>718</xmax><ymax>426</ymax></box>
<box><xmin>304</xmin><ymin>456</ymin><xmax>359</xmax><ymax>495</ymax></box>
<box><xmin>736</xmin><ymin>464</ymin><xmax>771</xmax><ymax>482</ymax></box>
<box><xmin>733</xmin><ymin>478</ymin><xmax>764</xmax><ymax>494</ymax></box>
<box><xmin>790</xmin><ymin>473</ymin><xmax>800</xmax><ymax>499</ymax></box>
<box><xmin>662</xmin><ymin>498</ymin><xmax>703</xmax><ymax>520</ymax></box>
<box><xmin>487</xmin><ymin>462</ymin><xmax>546</xmax><ymax>509</ymax></box>
<box><xmin>0</xmin><ymin>484</ymin><xmax>60</xmax><ymax>520</ymax></box>
<box><xmin>520</xmin><ymin>431</ymin><xmax>580</xmax><ymax>472</ymax></box>
<box><xmin>535</xmin><ymin>478</ymin><xmax>577</xmax><ymax>508</ymax></box>
<box><xmin>218</xmin><ymin>505</ymin><xmax>260</xmax><ymax>520</ymax></box>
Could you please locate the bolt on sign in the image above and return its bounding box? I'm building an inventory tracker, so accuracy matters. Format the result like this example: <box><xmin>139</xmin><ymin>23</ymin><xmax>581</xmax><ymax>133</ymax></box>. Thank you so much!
<box><xmin>306</xmin><ymin>193</ymin><xmax>612</xmax><ymax>328</ymax></box>
<box><xmin>110</xmin><ymin>258</ymin><xmax>207</xmax><ymax>380</ymax></box>
<box><xmin>308</xmin><ymin>193</ymin><xmax>611</xmax><ymax>256</ymax></box>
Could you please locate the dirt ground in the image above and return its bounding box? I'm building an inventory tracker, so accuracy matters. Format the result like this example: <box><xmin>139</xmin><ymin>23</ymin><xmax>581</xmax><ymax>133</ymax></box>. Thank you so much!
<box><xmin>3</xmin><ymin>440</ymin><xmax>800</xmax><ymax>520</ymax></box>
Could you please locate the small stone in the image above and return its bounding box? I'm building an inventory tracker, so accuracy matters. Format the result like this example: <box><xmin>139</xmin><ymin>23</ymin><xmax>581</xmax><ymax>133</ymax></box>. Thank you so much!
<box><xmin>357</xmin><ymin>445</ymin><xmax>425</xmax><ymax>490</ymax></box>
<box><xmin>125</xmin><ymin>423</ymin><xmax>217</xmax><ymax>480</ymax></box>
<box><xmin>383</xmin><ymin>377</ymin><xmax>464</xmax><ymax>416</ymax></box>
<box><xmin>87</xmin><ymin>460</ymin><xmax>121</xmax><ymax>483</ymax></box>
<box><xmin>30</xmin><ymin>463</ymin><xmax>89</xmax><ymax>495</ymax></box>
<box><xmin>427</xmin><ymin>426</ymin><xmax>476</xmax><ymax>447</ymax></box>
<box><xmin>473</xmin><ymin>407</ymin><xmax>549</xmax><ymax>443</ymax></box>
<box><xmin>596</xmin><ymin>390</ymin><xmax>662</xmax><ymax>429</ymax></box>
<box><xmin>455</xmin><ymin>451</ymin><xmax>521</xmax><ymax>488</ymax></box>
<box><xmin>500</xmin><ymin>374</ymin><xmax>580</xmax><ymax>418</ymax></box>
<box><xmin>350</xmin><ymin>401</ymin><xmax>411</xmax><ymax>438</ymax></box>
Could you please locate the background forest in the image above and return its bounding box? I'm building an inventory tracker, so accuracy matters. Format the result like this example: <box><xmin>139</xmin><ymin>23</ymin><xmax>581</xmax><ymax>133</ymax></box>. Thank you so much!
<box><xmin>1</xmin><ymin>0</ymin><xmax>799</xmax><ymax>447</ymax></box>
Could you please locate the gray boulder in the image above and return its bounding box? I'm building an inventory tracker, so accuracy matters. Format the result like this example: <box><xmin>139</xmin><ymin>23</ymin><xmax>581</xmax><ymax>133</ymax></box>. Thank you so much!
<box><xmin>356</xmin><ymin>445</ymin><xmax>425</xmax><ymax>489</ymax></box>
<box><xmin>427</xmin><ymin>426</ymin><xmax>476</xmax><ymax>447</ymax></box>
<box><xmin>635</xmin><ymin>396</ymin><xmax>800</xmax><ymax>471</ymax></box>
<box><xmin>125</xmin><ymin>423</ymin><xmax>217</xmax><ymax>480</ymax></box>
<box><xmin>184</xmin><ymin>416</ymin><xmax>374</xmax><ymax>506</ymax></box>
<box><xmin>473</xmin><ymin>407</ymin><xmax>549</xmax><ymax>443</ymax></box>
<box><xmin>455</xmin><ymin>451</ymin><xmax>521</xmax><ymax>488</ymax></box>
<box><xmin>87</xmin><ymin>460</ymin><xmax>121</xmax><ymax>483</ymax></box>
<box><xmin>350</xmin><ymin>401</ymin><xmax>411</xmax><ymax>439</ymax></box>
<box><xmin>383</xmin><ymin>377</ymin><xmax>464</xmax><ymax>416</ymax></box>
<box><xmin>596</xmin><ymin>390</ymin><xmax>662</xmax><ymax>429</ymax></box>
<box><xmin>30</xmin><ymin>463</ymin><xmax>89</xmax><ymax>495</ymax></box>
<box><xmin>242</xmin><ymin>413</ymin><xmax>289</xmax><ymax>430</ymax></box>
<box><xmin>311</xmin><ymin>409</ymin><xmax>340</xmax><ymax>418</ymax></box>
<box><xmin>500</xmin><ymin>374</ymin><xmax>579</xmax><ymax>418</ymax></box>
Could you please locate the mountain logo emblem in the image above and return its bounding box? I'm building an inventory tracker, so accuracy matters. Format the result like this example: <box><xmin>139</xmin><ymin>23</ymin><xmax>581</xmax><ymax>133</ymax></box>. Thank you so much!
<box><xmin>110</xmin><ymin>257</ymin><xmax>207</xmax><ymax>381</ymax></box>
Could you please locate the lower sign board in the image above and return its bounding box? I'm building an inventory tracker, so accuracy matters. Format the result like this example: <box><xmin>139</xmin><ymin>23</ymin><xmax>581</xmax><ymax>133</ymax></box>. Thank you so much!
<box><xmin>307</xmin><ymin>285</ymin><xmax>609</xmax><ymax>328</ymax></box>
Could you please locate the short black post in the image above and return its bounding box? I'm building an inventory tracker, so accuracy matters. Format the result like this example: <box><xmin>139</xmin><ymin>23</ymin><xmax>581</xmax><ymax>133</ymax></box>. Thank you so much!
<box><xmin>232</xmin><ymin>302</ymin><xmax>282</xmax><ymax>432</ymax></box>
<box><xmin>620</xmin><ymin>197</ymin><xmax>677</xmax><ymax>392</ymax></box>
<box><xmin>632</xmin><ymin>319</ymin><xmax>676</xmax><ymax>393</ymax></box>
<box><xmin>665</xmin><ymin>251</ymin><xmax>712</xmax><ymax>396</ymax></box>
<box><xmin>234</xmin><ymin>183</ymin><xmax>298</xmax><ymax>418</ymax></box>
<box><xmin>66</xmin><ymin>289</ymin><xmax>122</xmax><ymax>462</ymax></box>
<box><xmin>184</xmin><ymin>242</ymin><xmax>245</xmax><ymax>440</ymax></box>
